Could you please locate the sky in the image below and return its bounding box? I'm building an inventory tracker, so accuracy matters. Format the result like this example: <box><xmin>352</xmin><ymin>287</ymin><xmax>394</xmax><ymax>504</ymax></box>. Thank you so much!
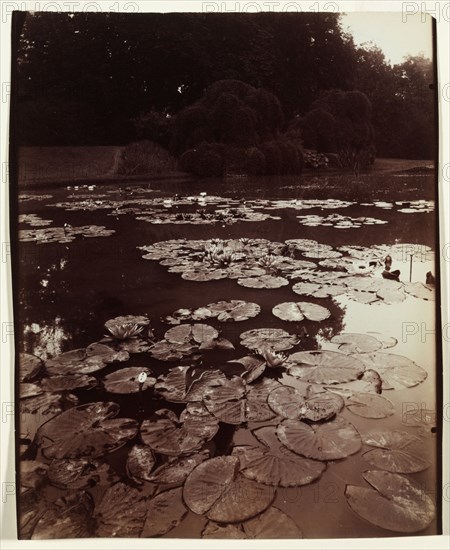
<box><xmin>341</xmin><ymin>12</ymin><xmax>433</xmax><ymax>65</ymax></box>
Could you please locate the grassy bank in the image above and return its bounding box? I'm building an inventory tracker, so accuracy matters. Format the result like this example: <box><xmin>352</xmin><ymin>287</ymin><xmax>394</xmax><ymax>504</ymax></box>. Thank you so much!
<box><xmin>16</xmin><ymin>146</ymin><xmax>434</xmax><ymax>186</ymax></box>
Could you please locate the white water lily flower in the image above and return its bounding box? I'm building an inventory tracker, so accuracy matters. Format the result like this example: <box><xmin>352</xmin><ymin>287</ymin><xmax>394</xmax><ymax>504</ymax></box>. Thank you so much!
<box><xmin>107</xmin><ymin>323</ymin><xmax>144</xmax><ymax>340</ymax></box>
<box><xmin>259</xmin><ymin>348</ymin><xmax>288</xmax><ymax>368</ymax></box>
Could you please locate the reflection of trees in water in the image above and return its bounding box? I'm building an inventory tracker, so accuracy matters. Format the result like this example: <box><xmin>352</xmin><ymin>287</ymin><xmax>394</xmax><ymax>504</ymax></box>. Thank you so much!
<box><xmin>22</xmin><ymin>317</ymin><xmax>71</xmax><ymax>361</ymax></box>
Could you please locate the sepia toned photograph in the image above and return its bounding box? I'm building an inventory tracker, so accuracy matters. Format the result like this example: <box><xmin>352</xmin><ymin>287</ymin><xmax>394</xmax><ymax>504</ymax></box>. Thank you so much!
<box><xmin>9</xmin><ymin>7</ymin><xmax>442</xmax><ymax>541</ymax></box>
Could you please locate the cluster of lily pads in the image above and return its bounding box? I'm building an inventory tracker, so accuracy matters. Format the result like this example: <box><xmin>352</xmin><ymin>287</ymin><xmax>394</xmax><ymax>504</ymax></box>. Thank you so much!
<box><xmin>19</xmin><ymin>214</ymin><xmax>53</xmax><ymax>227</ymax></box>
<box><xmin>297</xmin><ymin>213</ymin><xmax>388</xmax><ymax>229</ymax></box>
<box><xmin>139</xmin><ymin>238</ymin><xmax>436</xmax><ymax>305</ymax></box>
<box><xmin>19</xmin><ymin>225</ymin><xmax>116</xmax><ymax>244</ymax></box>
<box><xmin>19</xmin><ymin>304</ymin><xmax>434</xmax><ymax>538</ymax></box>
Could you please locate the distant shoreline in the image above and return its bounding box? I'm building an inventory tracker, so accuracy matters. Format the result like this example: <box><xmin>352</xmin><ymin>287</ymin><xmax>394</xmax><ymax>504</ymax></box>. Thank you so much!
<box><xmin>14</xmin><ymin>146</ymin><xmax>434</xmax><ymax>188</ymax></box>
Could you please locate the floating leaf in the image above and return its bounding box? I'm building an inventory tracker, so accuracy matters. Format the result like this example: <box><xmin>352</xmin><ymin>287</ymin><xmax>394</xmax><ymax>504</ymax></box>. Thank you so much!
<box><xmin>331</xmin><ymin>333</ymin><xmax>382</xmax><ymax>354</ymax></box>
<box><xmin>206</xmin><ymin>300</ymin><xmax>261</xmax><ymax>322</ymax></box>
<box><xmin>367</xmin><ymin>332</ymin><xmax>397</xmax><ymax>349</ymax></box>
<box><xmin>404</xmin><ymin>282</ymin><xmax>435</xmax><ymax>301</ymax></box>
<box><xmin>140</xmin><ymin>408</ymin><xmax>218</xmax><ymax>456</ymax></box>
<box><xmin>362</xmin><ymin>430</ymin><xmax>430</xmax><ymax>473</ymax></box>
<box><xmin>37</xmin><ymin>402</ymin><xmax>138</xmax><ymax>459</ymax></box>
<box><xmin>20</xmin><ymin>353</ymin><xmax>43</xmax><ymax>382</ymax></box>
<box><xmin>233</xmin><ymin>426</ymin><xmax>325</xmax><ymax>487</ymax></box>
<box><xmin>272</xmin><ymin>302</ymin><xmax>331</xmax><ymax>322</ymax></box>
<box><xmin>126</xmin><ymin>445</ymin><xmax>156</xmax><ymax>483</ymax></box>
<box><xmin>31</xmin><ymin>492</ymin><xmax>94</xmax><ymax>539</ymax></box>
<box><xmin>103</xmin><ymin>367</ymin><xmax>156</xmax><ymax>394</ymax></box>
<box><xmin>355</xmin><ymin>352</ymin><xmax>427</xmax><ymax>390</ymax></box>
<box><xmin>238</xmin><ymin>275</ymin><xmax>289</xmax><ymax>289</ymax></box>
<box><xmin>141</xmin><ymin>487</ymin><xmax>187</xmax><ymax>537</ymax></box>
<box><xmin>116</xmin><ymin>338</ymin><xmax>152</xmax><ymax>353</ymax></box>
<box><xmin>45</xmin><ymin>344</ymin><xmax>129</xmax><ymax>375</ymax></box>
<box><xmin>41</xmin><ymin>374</ymin><xmax>97</xmax><ymax>392</ymax></box>
<box><xmin>147</xmin><ymin>449</ymin><xmax>210</xmax><ymax>485</ymax></box>
<box><xmin>48</xmin><ymin>459</ymin><xmax>113</xmax><ymax>490</ymax></box>
<box><xmin>95</xmin><ymin>482</ymin><xmax>147</xmax><ymax>537</ymax></box>
<box><xmin>20</xmin><ymin>383</ymin><xmax>43</xmax><ymax>398</ymax></box>
<box><xmin>202</xmin><ymin>522</ymin><xmax>245</xmax><ymax>538</ymax></box>
<box><xmin>183</xmin><ymin>456</ymin><xmax>275</xmax><ymax>523</ymax></box>
<box><xmin>149</xmin><ymin>340</ymin><xmax>198</xmax><ymax>361</ymax></box>
<box><xmin>240</xmin><ymin>328</ymin><xmax>299</xmax><ymax>352</ymax></box>
<box><xmin>155</xmin><ymin>367</ymin><xmax>226</xmax><ymax>403</ymax></box>
<box><xmin>376</xmin><ymin>286</ymin><xmax>407</xmax><ymax>304</ymax></box>
<box><xmin>20</xmin><ymin>391</ymin><xmax>78</xmax><ymax>417</ymax></box>
<box><xmin>242</xmin><ymin>507</ymin><xmax>303</xmax><ymax>538</ymax></box>
<box><xmin>165</xmin><ymin>323</ymin><xmax>219</xmax><ymax>345</ymax></box>
<box><xmin>277</xmin><ymin>416</ymin><xmax>361</xmax><ymax>460</ymax></box>
<box><xmin>292</xmin><ymin>282</ymin><xmax>346</xmax><ymax>299</ymax></box>
<box><xmin>268</xmin><ymin>386</ymin><xmax>343</xmax><ymax>421</ymax></box>
<box><xmin>287</xmin><ymin>350</ymin><xmax>364</xmax><ymax>385</ymax></box>
<box><xmin>231</xmin><ymin>356</ymin><xmax>266</xmax><ymax>383</ymax></box>
<box><xmin>203</xmin><ymin>377</ymin><xmax>279</xmax><ymax>424</ymax></box>
<box><xmin>345</xmin><ymin>470</ymin><xmax>436</xmax><ymax>533</ymax></box>
<box><xmin>345</xmin><ymin>392</ymin><xmax>395</xmax><ymax>419</ymax></box>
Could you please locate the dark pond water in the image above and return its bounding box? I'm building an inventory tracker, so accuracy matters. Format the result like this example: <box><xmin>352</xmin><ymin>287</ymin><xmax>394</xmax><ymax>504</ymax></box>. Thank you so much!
<box><xmin>15</xmin><ymin>171</ymin><xmax>440</xmax><ymax>539</ymax></box>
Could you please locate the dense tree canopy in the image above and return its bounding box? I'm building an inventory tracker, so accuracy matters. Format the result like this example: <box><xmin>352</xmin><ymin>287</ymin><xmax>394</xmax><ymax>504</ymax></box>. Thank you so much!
<box><xmin>14</xmin><ymin>12</ymin><xmax>435</xmax><ymax>160</ymax></box>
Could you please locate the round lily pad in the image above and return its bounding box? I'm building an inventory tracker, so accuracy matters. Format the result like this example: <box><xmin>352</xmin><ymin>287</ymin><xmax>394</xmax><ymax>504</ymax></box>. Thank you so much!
<box><xmin>140</xmin><ymin>408</ymin><xmax>218</xmax><ymax>456</ymax></box>
<box><xmin>355</xmin><ymin>352</ymin><xmax>427</xmax><ymax>390</ymax></box>
<box><xmin>45</xmin><ymin>344</ymin><xmax>129</xmax><ymax>375</ymax></box>
<box><xmin>47</xmin><ymin>459</ymin><xmax>112</xmax><ymax>490</ymax></box>
<box><xmin>277</xmin><ymin>416</ymin><xmax>362</xmax><ymax>460</ymax></box>
<box><xmin>141</xmin><ymin>487</ymin><xmax>187</xmax><ymax>537</ymax></box>
<box><xmin>103</xmin><ymin>367</ymin><xmax>156</xmax><ymax>394</ymax></box>
<box><xmin>240</xmin><ymin>328</ymin><xmax>299</xmax><ymax>352</ymax></box>
<box><xmin>183</xmin><ymin>456</ymin><xmax>276</xmax><ymax>523</ymax></box>
<box><xmin>287</xmin><ymin>350</ymin><xmax>365</xmax><ymax>385</ymax></box>
<box><xmin>362</xmin><ymin>430</ymin><xmax>430</xmax><ymax>473</ymax></box>
<box><xmin>345</xmin><ymin>470</ymin><xmax>436</xmax><ymax>533</ymax></box>
<box><xmin>346</xmin><ymin>392</ymin><xmax>395</xmax><ymax>419</ymax></box>
<box><xmin>147</xmin><ymin>449</ymin><xmax>210</xmax><ymax>486</ymax></box>
<box><xmin>41</xmin><ymin>374</ymin><xmax>97</xmax><ymax>392</ymax></box>
<box><xmin>149</xmin><ymin>340</ymin><xmax>198</xmax><ymax>361</ymax></box>
<box><xmin>126</xmin><ymin>445</ymin><xmax>156</xmax><ymax>483</ymax></box>
<box><xmin>155</xmin><ymin>367</ymin><xmax>226</xmax><ymax>403</ymax></box>
<box><xmin>233</xmin><ymin>426</ymin><xmax>325</xmax><ymax>487</ymax></box>
<box><xmin>331</xmin><ymin>333</ymin><xmax>383</xmax><ymax>354</ymax></box>
<box><xmin>272</xmin><ymin>302</ymin><xmax>331</xmax><ymax>322</ymax></box>
<box><xmin>37</xmin><ymin>402</ymin><xmax>138</xmax><ymax>459</ymax></box>
<box><xmin>238</xmin><ymin>275</ymin><xmax>289</xmax><ymax>289</ymax></box>
<box><xmin>206</xmin><ymin>300</ymin><xmax>261</xmax><ymax>322</ymax></box>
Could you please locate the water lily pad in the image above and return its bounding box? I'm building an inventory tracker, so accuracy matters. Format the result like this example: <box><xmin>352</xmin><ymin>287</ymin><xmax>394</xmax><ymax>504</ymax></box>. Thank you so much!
<box><xmin>362</xmin><ymin>430</ymin><xmax>430</xmax><ymax>473</ymax></box>
<box><xmin>287</xmin><ymin>350</ymin><xmax>365</xmax><ymax>385</ymax></box>
<box><xmin>277</xmin><ymin>416</ymin><xmax>362</xmax><ymax>460</ymax></box>
<box><xmin>45</xmin><ymin>344</ymin><xmax>129</xmax><ymax>375</ymax></box>
<box><xmin>331</xmin><ymin>333</ymin><xmax>382</xmax><ymax>354</ymax></box>
<box><xmin>355</xmin><ymin>352</ymin><xmax>427</xmax><ymax>390</ymax></box>
<box><xmin>345</xmin><ymin>470</ymin><xmax>436</xmax><ymax>532</ymax></box>
<box><xmin>206</xmin><ymin>300</ymin><xmax>261</xmax><ymax>322</ymax></box>
<box><xmin>140</xmin><ymin>408</ymin><xmax>218</xmax><ymax>456</ymax></box>
<box><xmin>272</xmin><ymin>302</ymin><xmax>331</xmax><ymax>322</ymax></box>
<box><xmin>20</xmin><ymin>392</ymin><xmax>78</xmax><ymax>417</ymax></box>
<box><xmin>238</xmin><ymin>275</ymin><xmax>289</xmax><ymax>289</ymax></box>
<box><xmin>155</xmin><ymin>367</ymin><xmax>226</xmax><ymax>403</ymax></box>
<box><xmin>376</xmin><ymin>286</ymin><xmax>407</xmax><ymax>304</ymax></box>
<box><xmin>31</xmin><ymin>492</ymin><xmax>94</xmax><ymax>539</ymax></box>
<box><xmin>183</xmin><ymin>456</ymin><xmax>275</xmax><ymax>523</ymax></box>
<box><xmin>182</xmin><ymin>266</ymin><xmax>228</xmax><ymax>281</ymax></box>
<box><xmin>233</xmin><ymin>426</ymin><xmax>325</xmax><ymax>487</ymax></box>
<box><xmin>231</xmin><ymin>356</ymin><xmax>266</xmax><ymax>383</ymax></box>
<box><xmin>242</xmin><ymin>507</ymin><xmax>303</xmax><ymax>538</ymax></box>
<box><xmin>240</xmin><ymin>328</ymin><xmax>299</xmax><ymax>352</ymax></box>
<box><xmin>48</xmin><ymin>459</ymin><xmax>113</xmax><ymax>490</ymax></box>
<box><xmin>95</xmin><ymin>482</ymin><xmax>147</xmax><ymax>537</ymax></box>
<box><xmin>367</xmin><ymin>332</ymin><xmax>397</xmax><ymax>349</ymax></box>
<box><xmin>126</xmin><ymin>445</ymin><xmax>156</xmax><ymax>483</ymax></box>
<box><xmin>348</xmin><ymin>290</ymin><xmax>379</xmax><ymax>304</ymax></box>
<box><xmin>165</xmin><ymin>323</ymin><xmax>219</xmax><ymax>345</ymax></box>
<box><xmin>103</xmin><ymin>367</ymin><xmax>156</xmax><ymax>394</ymax></box>
<box><xmin>20</xmin><ymin>353</ymin><xmax>43</xmax><ymax>382</ymax></box>
<box><xmin>203</xmin><ymin>377</ymin><xmax>279</xmax><ymax>424</ymax></box>
<box><xmin>149</xmin><ymin>340</ymin><xmax>198</xmax><ymax>361</ymax></box>
<box><xmin>147</xmin><ymin>449</ymin><xmax>210</xmax><ymax>485</ymax></box>
<box><xmin>202</xmin><ymin>522</ymin><xmax>245</xmax><ymax>538</ymax></box>
<box><xmin>345</xmin><ymin>392</ymin><xmax>395</xmax><ymax>419</ymax></box>
<box><xmin>292</xmin><ymin>281</ymin><xmax>346</xmax><ymax>298</ymax></box>
<box><xmin>41</xmin><ymin>374</ymin><xmax>97</xmax><ymax>392</ymax></box>
<box><xmin>268</xmin><ymin>386</ymin><xmax>343</xmax><ymax>421</ymax></box>
<box><xmin>37</xmin><ymin>402</ymin><xmax>138</xmax><ymax>459</ymax></box>
<box><xmin>404</xmin><ymin>282</ymin><xmax>435</xmax><ymax>301</ymax></box>
<box><xmin>20</xmin><ymin>461</ymin><xmax>48</xmax><ymax>490</ymax></box>
<box><xmin>141</xmin><ymin>487</ymin><xmax>187</xmax><ymax>537</ymax></box>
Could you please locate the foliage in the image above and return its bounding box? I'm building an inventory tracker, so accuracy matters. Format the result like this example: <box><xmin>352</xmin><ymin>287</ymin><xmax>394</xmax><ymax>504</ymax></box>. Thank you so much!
<box><xmin>118</xmin><ymin>141</ymin><xmax>176</xmax><ymax>176</ymax></box>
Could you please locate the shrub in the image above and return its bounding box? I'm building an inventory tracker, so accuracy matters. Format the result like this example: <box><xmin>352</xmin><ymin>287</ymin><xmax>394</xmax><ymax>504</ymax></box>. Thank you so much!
<box><xmin>179</xmin><ymin>142</ymin><xmax>224</xmax><ymax>177</ymax></box>
<box><xmin>118</xmin><ymin>141</ymin><xmax>176</xmax><ymax>175</ymax></box>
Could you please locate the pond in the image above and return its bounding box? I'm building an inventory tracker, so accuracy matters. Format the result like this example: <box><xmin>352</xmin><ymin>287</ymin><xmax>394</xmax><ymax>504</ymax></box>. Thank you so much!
<box><xmin>15</xmin><ymin>170</ymin><xmax>440</xmax><ymax>539</ymax></box>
